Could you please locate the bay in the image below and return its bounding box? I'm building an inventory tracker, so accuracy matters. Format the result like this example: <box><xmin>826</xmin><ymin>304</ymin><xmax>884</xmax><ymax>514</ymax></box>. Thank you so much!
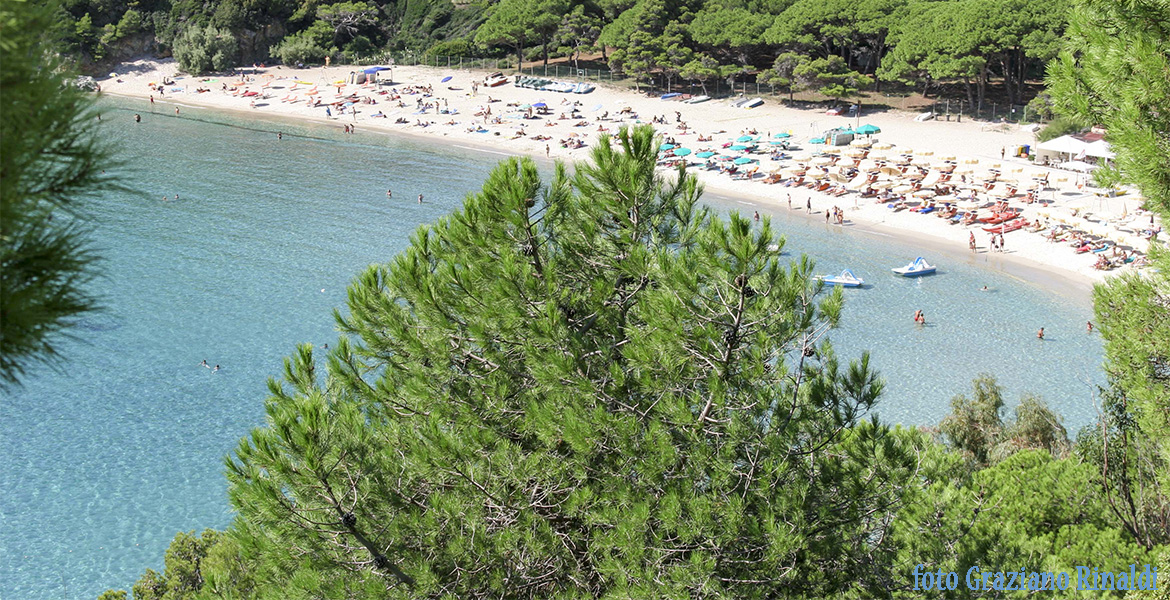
<box><xmin>0</xmin><ymin>97</ymin><xmax>1104</xmax><ymax>598</ymax></box>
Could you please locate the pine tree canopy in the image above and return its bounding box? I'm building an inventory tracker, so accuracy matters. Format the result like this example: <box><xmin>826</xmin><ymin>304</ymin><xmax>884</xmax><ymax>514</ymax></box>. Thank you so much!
<box><xmin>223</xmin><ymin>124</ymin><xmax>928</xmax><ymax>598</ymax></box>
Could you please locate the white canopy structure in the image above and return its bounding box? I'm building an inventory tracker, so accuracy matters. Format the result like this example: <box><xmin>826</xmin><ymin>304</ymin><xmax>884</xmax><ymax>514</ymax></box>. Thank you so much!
<box><xmin>1036</xmin><ymin>134</ymin><xmax>1115</xmax><ymax>164</ymax></box>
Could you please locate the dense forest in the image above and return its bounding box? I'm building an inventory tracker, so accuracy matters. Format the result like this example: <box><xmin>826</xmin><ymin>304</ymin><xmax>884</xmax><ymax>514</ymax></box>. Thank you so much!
<box><xmin>56</xmin><ymin>0</ymin><xmax>1068</xmax><ymax>109</ymax></box>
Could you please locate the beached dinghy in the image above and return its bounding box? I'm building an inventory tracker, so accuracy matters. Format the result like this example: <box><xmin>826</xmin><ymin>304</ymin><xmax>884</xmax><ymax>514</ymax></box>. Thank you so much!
<box><xmin>892</xmin><ymin>257</ymin><xmax>937</xmax><ymax>277</ymax></box>
<box><xmin>685</xmin><ymin>95</ymin><xmax>711</xmax><ymax>104</ymax></box>
<box><xmin>742</xmin><ymin>97</ymin><xmax>764</xmax><ymax>108</ymax></box>
<box><xmin>660</xmin><ymin>92</ymin><xmax>682</xmax><ymax>100</ymax></box>
<box><xmin>818</xmin><ymin>269</ymin><xmax>864</xmax><ymax>287</ymax></box>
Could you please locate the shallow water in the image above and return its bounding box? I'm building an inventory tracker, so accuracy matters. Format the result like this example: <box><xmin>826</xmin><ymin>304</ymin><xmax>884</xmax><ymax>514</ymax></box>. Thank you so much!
<box><xmin>0</xmin><ymin>97</ymin><xmax>1104</xmax><ymax>598</ymax></box>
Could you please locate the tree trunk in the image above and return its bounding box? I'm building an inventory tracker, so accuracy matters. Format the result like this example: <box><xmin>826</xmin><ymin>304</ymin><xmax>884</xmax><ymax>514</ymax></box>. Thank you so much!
<box><xmin>542</xmin><ymin>33</ymin><xmax>550</xmax><ymax>67</ymax></box>
<box><xmin>977</xmin><ymin>63</ymin><xmax>987</xmax><ymax>112</ymax></box>
<box><xmin>964</xmin><ymin>77</ymin><xmax>974</xmax><ymax>107</ymax></box>
<box><xmin>516</xmin><ymin>42</ymin><xmax>524</xmax><ymax>72</ymax></box>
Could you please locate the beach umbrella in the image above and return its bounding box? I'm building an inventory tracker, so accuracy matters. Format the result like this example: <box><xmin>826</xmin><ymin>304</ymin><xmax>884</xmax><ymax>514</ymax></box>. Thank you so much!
<box><xmin>734</xmin><ymin>157</ymin><xmax>755</xmax><ymax>165</ymax></box>
<box><xmin>856</xmin><ymin>124</ymin><xmax>881</xmax><ymax>135</ymax></box>
<box><xmin>660</xmin><ymin>143</ymin><xmax>675</xmax><ymax>151</ymax></box>
<box><xmin>807</xmin><ymin>170</ymin><xmax>828</xmax><ymax>179</ymax></box>
<box><xmin>913</xmin><ymin>189</ymin><xmax>936</xmax><ymax>198</ymax></box>
<box><xmin>773</xmin><ymin>132</ymin><xmax>792</xmax><ymax>138</ymax></box>
<box><xmin>822</xmin><ymin>146</ymin><xmax>842</xmax><ymax>154</ymax></box>
<box><xmin>533</xmin><ymin>102</ymin><xmax>547</xmax><ymax>108</ymax></box>
<box><xmin>592</xmin><ymin>103</ymin><xmax>604</xmax><ymax>111</ymax></box>
<box><xmin>880</xmin><ymin>166</ymin><xmax>903</xmax><ymax>176</ymax></box>
<box><xmin>736</xmin><ymin>135</ymin><xmax>757</xmax><ymax>142</ymax></box>
<box><xmin>441</xmin><ymin>76</ymin><xmax>453</xmax><ymax>82</ymax></box>
<box><xmin>843</xmin><ymin>147</ymin><xmax>867</xmax><ymax>158</ymax></box>
<box><xmin>730</xmin><ymin>144</ymin><xmax>750</xmax><ymax>151</ymax></box>
<box><xmin>858</xmin><ymin>160</ymin><xmax>881</xmax><ymax>172</ymax></box>
<box><xmin>809</xmin><ymin>137</ymin><xmax>825</xmax><ymax>144</ymax></box>
<box><xmin>696</xmin><ymin>151</ymin><xmax>717</xmax><ymax>158</ymax></box>
<box><xmin>871</xmin><ymin>181</ymin><xmax>895</xmax><ymax>190</ymax></box>
<box><xmin>872</xmin><ymin>142</ymin><xmax>894</xmax><ymax>150</ymax></box>
<box><xmin>850</xmin><ymin>138</ymin><xmax>873</xmax><ymax>148</ymax></box>
<box><xmin>811</xmin><ymin>157</ymin><xmax>834</xmax><ymax>166</ymax></box>
<box><xmin>768</xmin><ymin>140</ymin><xmax>789</xmax><ymax>146</ymax></box>
<box><xmin>716</xmin><ymin>155</ymin><xmax>735</xmax><ymax>161</ymax></box>
<box><xmin>673</xmin><ymin>148</ymin><xmax>692</xmax><ymax>156</ymax></box>
<box><xmin>894</xmin><ymin>184</ymin><xmax>915</xmax><ymax>194</ymax></box>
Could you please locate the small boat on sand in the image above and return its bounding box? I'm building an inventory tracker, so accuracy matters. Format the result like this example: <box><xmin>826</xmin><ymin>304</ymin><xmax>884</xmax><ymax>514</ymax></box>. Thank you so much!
<box><xmin>818</xmin><ymin>269</ymin><xmax>864</xmax><ymax>287</ymax></box>
<box><xmin>685</xmin><ymin>95</ymin><xmax>711</xmax><ymax>104</ymax></box>
<box><xmin>892</xmin><ymin>257</ymin><xmax>937</xmax><ymax>277</ymax></box>
<box><xmin>983</xmin><ymin>219</ymin><xmax>1028</xmax><ymax>234</ymax></box>
<box><xmin>660</xmin><ymin>92</ymin><xmax>682</xmax><ymax>100</ymax></box>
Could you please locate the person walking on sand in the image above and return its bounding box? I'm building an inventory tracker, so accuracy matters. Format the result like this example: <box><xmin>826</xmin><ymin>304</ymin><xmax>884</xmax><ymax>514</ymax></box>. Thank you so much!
<box><xmin>806</xmin><ymin>198</ymin><xmax>812</xmax><ymax>214</ymax></box>
<box><xmin>788</xmin><ymin>194</ymin><xmax>792</xmax><ymax>210</ymax></box>
<box><xmin>969</xmin><ymin>232</ymin><xmax>977</xmax><ymax>252</ymax></box>
<box><xmin>546</xmin><ymin>144</ymin><xmax>550</xmax><ymax>157</ymax></box>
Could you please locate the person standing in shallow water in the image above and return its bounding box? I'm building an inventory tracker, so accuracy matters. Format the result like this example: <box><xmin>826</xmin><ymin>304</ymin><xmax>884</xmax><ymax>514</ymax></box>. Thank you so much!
<box><xmin>418</xmin><ymin>193</ymin><xmax>423</xmax><ymax>203</ymax></box>
<box><xmin>1037</xmin><ymin>327</ymin><xmax>1045</xmax><ymax>340</ymax></box>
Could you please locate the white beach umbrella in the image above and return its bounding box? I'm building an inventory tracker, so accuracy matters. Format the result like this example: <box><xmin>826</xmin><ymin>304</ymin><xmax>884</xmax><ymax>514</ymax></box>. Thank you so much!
<box><xmin>811</xmin><ymin>157</ymin><xmax>835</xmax><ymax>166</ymax></box>
<box><xmin>894</xmin><ymin>184</ymin><xmax>916</xmax><ymax>194</ymax></box>
<box><xmin>858</xmin><ymin>159</ymin><xmax>881</xmax><ymax>172</ymax></box>
<box><xmin>913</xmin><ymin>189</ymin><xmax>936</xmax><ymax>198</ymax></box>
<box><xmin>850</xmin><ymin>138</ymin><xmax>873</xmax><ymax>148</ymax></box>
<box><xmin>872</xmin><ymin>142</ymin><xmax>894</xmax><ymax>150</ymax></box>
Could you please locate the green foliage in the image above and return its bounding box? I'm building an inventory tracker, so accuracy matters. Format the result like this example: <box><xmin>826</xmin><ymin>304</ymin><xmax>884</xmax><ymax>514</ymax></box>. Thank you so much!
<box><xmin>474</xmin><ymin>0</ymin><xmax>567</xmax><ymax>68</ymax></box>
<box><xmin>1046</xmin><ymin>0</ymin><xmax>1170</xmax><ymax>215</ymax></box>
<box><xmin>939</xmin><ymin>375</ymin><xmax>1070</xmax><ymax>467</ymax></box>
<box><xmin>1036</xmin><ymin>115</ymin><xmax>1084</xmax><ymax>141</ymax></box>
<box><xmin>893</xmin><ymin>449</ymin><xmax>1157</xmax><ymax>598</ymax></box>
<box><xmin>425</xmin><ymin>37</ymin><xmax>477</xmax><ymax>58</ymax></box>
<box><xmin>96</xmin><ymin>591</ymin><xmax>127</xmax><ymax>600</ymax></box>
<box><xmin>271</xmin><ymin>25</ymin><xmax>331</xmax><ymax>65</ymax></box>
<box><xmin>793</xmin><ymin>55</ymin><xmax>872</xmax><ymax>100</ymax></box>
<box><xmin>172</xmin><ymin>24</ymin><xmax>238</xmax><ymax>74</ymax></box>
<box><xmin>124</xmin><ymin>529</ymin><xmax>229</xmax><ymax>600</ymax></box>
<box><xmin>0</xmin><ymin>0</ymin><xmax>117</xmax><ymax>388</ymax></box>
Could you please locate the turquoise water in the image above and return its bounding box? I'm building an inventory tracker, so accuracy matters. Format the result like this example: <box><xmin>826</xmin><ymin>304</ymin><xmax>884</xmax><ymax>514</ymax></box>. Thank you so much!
<box><xmin>0</xmin><ymin>98</ymin><xmax>1104</xmax><ymax>599</ymax></box>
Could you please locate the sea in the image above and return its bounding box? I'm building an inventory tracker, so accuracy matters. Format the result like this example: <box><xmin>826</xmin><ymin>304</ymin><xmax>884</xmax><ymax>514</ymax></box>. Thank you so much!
<box><xmin>0</xmin><ymin>97</ymin><xmax>1105</xmax><ymax>599</ymax></box>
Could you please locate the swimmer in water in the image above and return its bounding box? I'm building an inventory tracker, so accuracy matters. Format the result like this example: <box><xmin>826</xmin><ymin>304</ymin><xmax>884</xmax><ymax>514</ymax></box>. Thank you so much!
<box><xmin>418</xmin><ymin>193</ymin><xmax>423</xmax><ymax>203</ymax></box>
<box><xmin>201</xmin><ymin>359</ymin><xmax>209</xmax><ymax>368</ymax></box>
<box><xmin>213</xmin><ymin>365</ymin><xmax>220</xmax><ymax>372</ymax></box>
<box><xmin>1086</xmin><ymin>321</ymin><xmax>1093</xmax><ymax>332</ymax></box>
<box><xmin>980</xmin><ymin>285</ymin><xmax>988</xmax><ymax>291</ymax></box>
<box><xmin>387</xmin><ymin>189</ymin><xmax>392</xmax><ymax>199</ymax></box>
<box><xmin>1037</xmin><ymin>327</ymin><xmax>1045</xmax><ymax>340</ymax></box>
<box><xmin>135</xmin><ymin>113</ymin><xmax>141</xmax><ymax>123</ymax></box>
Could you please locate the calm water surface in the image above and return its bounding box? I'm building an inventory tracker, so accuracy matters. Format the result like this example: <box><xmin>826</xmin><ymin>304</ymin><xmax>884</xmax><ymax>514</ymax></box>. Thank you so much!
<box><xmin>0</xmin><ymin>98</ymin><xmax>1104</xmax><ymax>598</ymax></box>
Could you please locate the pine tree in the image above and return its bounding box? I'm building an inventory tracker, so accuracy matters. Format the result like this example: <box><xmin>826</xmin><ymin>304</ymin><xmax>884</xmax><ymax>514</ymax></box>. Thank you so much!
<box><xmin>0</xmin><ymin>0</ymin><xmax>118</xmax><ymax>387</ymax></box>
<box><xmin>220</xmin><ymin>125</ymin><xmax>927</xmax><ymax>598</ymax></box>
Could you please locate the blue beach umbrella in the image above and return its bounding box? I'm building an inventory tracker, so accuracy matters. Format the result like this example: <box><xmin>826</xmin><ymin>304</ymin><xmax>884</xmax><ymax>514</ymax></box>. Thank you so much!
<box><xmin>696</xmin><ymin>151</ymin><xmax>716</xmax><ymax>158</ymax></box>
<box><xmin>734</xmin><ymin>157</ymin><xmax>755</xmax><ymax>165</ymax></box>
<box><xmin>673</xmin><ymin>148</ymin><xmax>692</xmax><ymax>156</ymax></box>
<box><xmin>533</xmin><ymin>102</ymin><xmax>547</xmax><ymax>108</ymax></box>
<box><xmin>730</xmin><ymin>144</ymin><xmax>750</xmax><ymax>151</ymax></box>
<box><xmin>773</xmin><ymin>132</ymin><xmax>792</xmax><ymax>138</ymax></box>
<box><xmin>809</xmin><ymin>137</ymin><xmax>826</xmax><ymax>144</ymax></box>
<box><xmin>856</xmin><ymin>124</ymin><xmax>881</xmax><ymax>135</ymax></box>
<box><xmin>441</xmin><ymin>76</ymin><xmax>453</xmax><ymax>82</ymax></box>
<box><xmin>660</xmin><ymin>143</ymin><xmax>675</xmax><ymax>151</ymax></box>
<box><xmin>736</xmin><ymin>135</ymin><xmax>757</xmax><ymax>142</ymax></box>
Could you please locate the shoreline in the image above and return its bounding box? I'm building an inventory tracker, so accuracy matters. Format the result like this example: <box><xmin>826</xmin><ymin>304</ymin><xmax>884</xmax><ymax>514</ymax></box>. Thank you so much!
<box><xmin>99</xmin><ymin>59</ymin><xmax>1154</xmax><ymax>303</ymax></box>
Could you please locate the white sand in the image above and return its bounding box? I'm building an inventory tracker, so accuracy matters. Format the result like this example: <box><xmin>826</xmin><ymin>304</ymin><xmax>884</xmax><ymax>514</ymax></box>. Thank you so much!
<box><xmin>98</xmin><ymin>58</ymin><xmax>1161</xmax><ymax>295</ymax></box>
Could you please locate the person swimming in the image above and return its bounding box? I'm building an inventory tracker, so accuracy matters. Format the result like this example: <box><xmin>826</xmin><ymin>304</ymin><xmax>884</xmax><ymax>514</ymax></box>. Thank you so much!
<box><xmin>1037</xmin><ymin>328</ymin><xmax>1045</xmax><ymax>340</ymax></box>
<box><xmin>213</xmin><ymin>365</ymin><xmax>220</xmax><ymax>372</ymax></box>
<box><xmin>200</xmin><ymin>360</ymin><xmax>209</xmax><ymax>368</ymax></box>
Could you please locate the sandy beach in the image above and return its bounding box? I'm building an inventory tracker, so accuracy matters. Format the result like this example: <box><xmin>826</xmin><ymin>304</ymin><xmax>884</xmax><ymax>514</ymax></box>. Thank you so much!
<box><xmin>98</xmin><ymin>59</ymin><xmax>1160</xmax><ymax>293</ymax></box>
